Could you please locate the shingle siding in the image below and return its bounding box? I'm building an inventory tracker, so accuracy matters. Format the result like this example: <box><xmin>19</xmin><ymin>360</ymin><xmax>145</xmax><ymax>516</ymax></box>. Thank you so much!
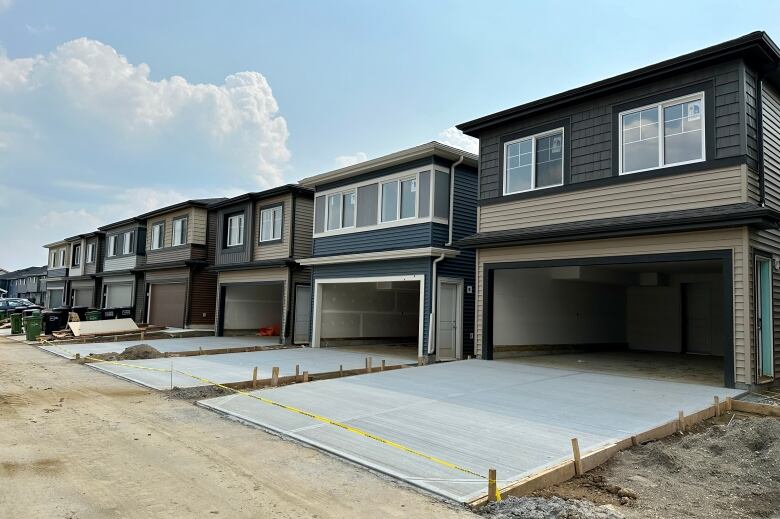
<box><xmin>314</xmin><ymin>223</ymin><xmax>436</xmax><ymax>256</ymax></box>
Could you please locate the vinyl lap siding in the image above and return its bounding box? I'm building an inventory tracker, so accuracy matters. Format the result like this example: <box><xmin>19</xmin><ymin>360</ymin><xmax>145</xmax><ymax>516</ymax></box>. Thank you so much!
<box><xmin>748</xmin><ymin>229</ymin><xmax>780</xmax><ymax>380</ymax></box>
<box><xmin>189</xmin><ymin>268</ymin><xmax>217</xmax><ymax>327</ymax></box>
<box><xmin>762</xmin><ymin>82</ymin><xmax>780</xmax><ymax>210</ymax></box>
<box><xmin>214</xmin><ymin>203</ymin><xmax>253</xmax><ymax>266</ymax></box>
<box><xmin>475</xmin><ymin>228</ymin><xmax>750</xmax><ymax>385</ymax></box>
<box><xmin>479</xmin><ymin>166</ymin><xmax>747</xmax><ymax>232</ymax></box>
<box><xmin>254</xmin><ymin>193</ymin><xmax>292</xmax><ymax>261</ymax></box>
<box><xmin>313</xmin><ymin>223</ymin><xmax>436</xmax><ymax>256</ymax></box>
<box><xmin>293</xmin><ymin>195</ymin><xmax>314</xmax><ymax>259</ymax></box>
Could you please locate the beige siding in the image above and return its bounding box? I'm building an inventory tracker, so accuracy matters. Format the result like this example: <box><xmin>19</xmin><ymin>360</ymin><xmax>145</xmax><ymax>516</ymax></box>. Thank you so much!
<box><xmin>104</xmin><ymin>255</ymin><xmax>139</xmax><ymax>272</ymax></box>
<box><xmin>253</xmin><ymin>194</ymin><xmax>292</xmax><ymax>261</ymax></box>
<box><xmin>217</xmin><ymin>267</ymin><xmax>290</xmax><ymax>338</ymax></box>
<box><xmin>191</xmin><ymin>208</ymin><xmax>208</xmax><ymax>244</ymax></box>
<box><xmin>479</xmin><ymin>166</ymin><xmax>748</xmax><ymax>232</ymax></box>
<box><xmin>475</xmin><ymin>228</ymin><xmax>751</xmax><ymax>385</ymax></box>
<box><xmin>293</xmin><ymin>196</ymin><xmax>314</xmax><ymax>259</ymax></box>
<box><xmin>748</xmin><ymin>228</ymin><xmax>780</xmax><ymax>380</ymax></box>
<box><xmin>145</xmin><ymin>207</ymin><xmax>203</xmax><ymax>250</ymax></box>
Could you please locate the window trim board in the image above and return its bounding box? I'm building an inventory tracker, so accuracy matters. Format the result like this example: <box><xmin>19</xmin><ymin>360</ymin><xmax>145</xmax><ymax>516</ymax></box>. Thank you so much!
<box><xmin>258</xmin><ymin>202</ymin><xmax>284</xmax><ymax>244</ymax></box>
<box><xmin>502</xmin><ymin>126</ymin><xmax>566</xmax><ymax>196</ymax></box>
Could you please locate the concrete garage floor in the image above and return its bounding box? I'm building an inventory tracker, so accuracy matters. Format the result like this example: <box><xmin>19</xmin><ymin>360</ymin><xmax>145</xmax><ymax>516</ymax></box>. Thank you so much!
<box><xmin>509</xmin><ymin>351</ymin><xmax>725</xmax><ymax>387</ymax></box>
<box><xmin>200</xmin><ymin>359</ymin><xmax>743</xmax><ymax>503</ymax></box>
<box><xmin>39</xmin><ymin>335</ymin><xmax>281</xmax><ymax>359</ymax></box>
<box><xmin>88</xmin><ymin>348</ymin><xmax>417</xmax><ymax>390</ymax></box>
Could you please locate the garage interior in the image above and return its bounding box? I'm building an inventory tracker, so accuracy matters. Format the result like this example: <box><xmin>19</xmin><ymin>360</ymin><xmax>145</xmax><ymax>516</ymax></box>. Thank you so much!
<box><xmin>316</xmin><ymin>280</ymin><xmax>420</xmax><ymax>355</ymax></box>
<box><xmin>221</xmin><ymin>283</ymin><xmax>283</xmax><ymax>339</ymax></box>
<box><xmin>491</xmin><ymin>259</ymin><xmax>727</xmax><ymax>386</ymax></box>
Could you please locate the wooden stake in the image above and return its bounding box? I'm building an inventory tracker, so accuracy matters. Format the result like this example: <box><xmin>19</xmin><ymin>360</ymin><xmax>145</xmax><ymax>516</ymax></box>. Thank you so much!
<box><xmin>339</xmin><ymin>364</ymin><xmax>343</xmax><ymax>377</ymax></box>
<box><xmin>75</xmin><ymin>353</ymin><xmax>80</xmax><ymax>360</ymax></box>
<box><xmin>199</xmin><ymin>347</ymin><xmax>204</xmax><ymax>356</ymax></box>
<box><xmin>678</xmin><ymin>410</ymin><xmax>685</xmax><ymax>432</ymax></box>
<box><xmin>714</xmin><ymin>396</ymin><xmax>720</xmax><ymax>417</ymax></box>
<box><xmin>366</xmin><ymin>356</ymin><xmax>373</xmax><ymax>373</ymax></box>
<box><xmin>271</xmin><ymin>366</ymin><xmax>279</xmax><ymax>386</ymax></box>
<box><xmin>726</xmin><ymin>396</ymin><xmax>733</xmax><ymax>412</ymax></box>
<box><xmin>487</xmin><ymin>468</ymin><xmax>498</xmax><ymax>502</ymax></box>
<box><xmin>381</xmin><ymin>359</ymin><xmax>386</xmax><ymax>371</ymax></box>
<box><xmin>140</xmin><ymin>331</ymin><xmax>145</xmax><ymax>341</ymax></box>
<box><xmin>302</xmin><ymin>371</ymin><xmax>309</xmax><ymax>382</ymax></box>
<box><xmin>571</xmin><ymin>438</ymin><xmax>582</xmax><ymax>476</ymax></box>
<box><xmin>252</xmin><ymin>366</ymin><xmax>258</xmax><ymax>389</ymax></box>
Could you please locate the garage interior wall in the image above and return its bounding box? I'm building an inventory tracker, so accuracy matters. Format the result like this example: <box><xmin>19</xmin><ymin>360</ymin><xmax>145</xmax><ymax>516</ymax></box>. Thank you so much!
<box><xmin>320</xmin><ymin>281</ymin><xmax>419</xmax><ymax>341</ymax></box>
<box><xmin>223</xmin><ymin>284</ymin><xmax>283</xmax><ymax>333</ymax></box>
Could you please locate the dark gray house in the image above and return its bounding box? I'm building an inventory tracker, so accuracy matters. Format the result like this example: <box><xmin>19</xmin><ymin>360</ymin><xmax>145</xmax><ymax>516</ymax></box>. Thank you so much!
<box><xmin>0</xmin><ymin>266</ymin><xmax>47</xmax><ymax>304</ymax></box>
<box><xmin>97</xmin><ymin>217</ymin><xmax>147</xmax><ymax>320</ymax></box>
<box><xmin>43</xmin><ymin>239</ymin><xmax>70</xmax><ymax>308</ymax></box>
<box><xmin>208</xmin><ymin>185</ymin><xmax>314</xmax><ymax>342</ymax></box>
<box><xmin>457</xmin><ymin>31</ymin><xmax>780</xmax><ymax>389</ymax></box>
<box><xmin>64</xmin><ymin>231</ymin><xmax>104</xmax><ymax>308</ymax></box>
<box><xmin>298</xmin><ymin>142</ymin><xmax>478</xmax><ymax>361</ymax></box>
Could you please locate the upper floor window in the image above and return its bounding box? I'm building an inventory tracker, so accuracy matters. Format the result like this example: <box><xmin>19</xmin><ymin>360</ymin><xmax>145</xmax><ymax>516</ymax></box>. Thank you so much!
<box><xmin>259</xmin><ymin>206</ymin><xmax>283</xmax><ymax>242</ymax></box>
<box><xmin>172</xmin><ymin>217</ymin><xmax>188</xmax><ymax>246</ymax></box>
<box><xmin>381</xmin><ymin>177</ymin><xmax>417</xmax><ymax>222</ymax></box>
<box><xmin>108</xmin><ymin>235</ymin><xmax>118</xmax><ymax>257</ymax></box>
<box><xmin>122</xmin><ymin>230</ymin><xmax>135</xmax><ymax>255</ymax></box>
<box><xmin>150</xmin><ymin>222</ymin><xmax>164</xmax><ymax>250</ymax></box>
<box><xmin>86</xmin><ymin>243</ymin><xmax>95</xmax><ymax>263</ymax></box>
<box><xmin>504</xmin><ymin>128</ymin><xmax>564</xmax><ymax>195</ymax></box>
<box><xmin>620</xmin><ymin>92</ymin><xmax>704</xmax><ymax>175</ymax></box>
<box><xmin>226</xmin><ymin>213</ymin><xmax>244</xmax><ymax>247</ymax></box>
<box><xmin>326</xmin><ymin>191</ymin><xmax>356</xmax><ymax>231</ymax></box>
<box><xmin>72</xmin><ymin>244</ymin><xmax>81</xmax><ymax>267</ymax></box>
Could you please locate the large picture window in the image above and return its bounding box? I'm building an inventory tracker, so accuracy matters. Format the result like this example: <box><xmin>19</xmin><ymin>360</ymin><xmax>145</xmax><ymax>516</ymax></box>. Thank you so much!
<box><xmin>381</xmin><ymin>177</ymin><xmax>416</xmax><ymax>222</ymax></box>
<box><xmin>504</xmin><ymin>128</ymin><xmax>564</xmax><ymax>195</ymax></box>
<box><xmin>620</xmin><ymin>92</ymin><xmax>704</xmax><ymax>174</ymax></box>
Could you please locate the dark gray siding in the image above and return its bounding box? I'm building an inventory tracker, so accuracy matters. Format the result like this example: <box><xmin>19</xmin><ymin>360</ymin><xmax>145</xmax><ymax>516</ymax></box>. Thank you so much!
<box><xmin>311</xmin><ymin>258</ymin><xmax>432</xmax><ymax>353</ymax></box>
<box><xmin>745</xmin><ymin>65</ymin><xmax>759</xmax><ymax>172</ymax></box>
<box><xmin>292</xmin><ymin>194</ymin><xmax>314</xmax><ymax>259</ymax></box>
<box><xmin>213</xmin><ymin>202</ymin><xmax>253</xmax><ymax>266</ymax></box>
<box><xmin>83</xmin><ymin>237</ymin><xmax>99</xmax><ymax>275</ymax></box>
<box><xmin>478</xmin><ymin>59</ymin><xmax>747</xmax><ymax>200</ymax></box>
<box><xmin>314</xmin><ymin>223</ymin><xmax>436</xmax><ymax>256</ymax></box>
<box><xmin>763</xmin><ymin>82</ymin><xmax>780</xmax><ymax>210</ymax></box>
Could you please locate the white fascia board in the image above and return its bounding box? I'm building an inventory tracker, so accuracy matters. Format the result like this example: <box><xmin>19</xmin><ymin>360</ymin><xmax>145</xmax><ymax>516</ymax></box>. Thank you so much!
<box><xmin>299</xmin><ymin>247</ymin><xmax>460</xmax><ymax>266</ymax></box>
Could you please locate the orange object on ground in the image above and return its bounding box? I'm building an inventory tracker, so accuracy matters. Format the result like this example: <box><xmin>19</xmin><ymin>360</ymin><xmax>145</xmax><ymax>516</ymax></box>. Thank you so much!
<box><xmin>257</xmin><ymin>324</ymin><xmax>281</xmax><ymax>336</ymax></box>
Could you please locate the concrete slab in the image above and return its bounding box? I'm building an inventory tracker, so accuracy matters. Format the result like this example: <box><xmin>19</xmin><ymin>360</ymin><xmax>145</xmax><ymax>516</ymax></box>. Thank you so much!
<box><xmin>199</xmin><ymin>359</ymin><xmax>744</xmax><ymax>503</ymax></box>
<box><xmin>39</xmin><ymin>335</ymin><xmax>279</xmax><ymax>360</ymax></box>
<box><xmin>87</xmin><ymin>348</ymin><xmax>416</xmax><ymax>390</ymax></box>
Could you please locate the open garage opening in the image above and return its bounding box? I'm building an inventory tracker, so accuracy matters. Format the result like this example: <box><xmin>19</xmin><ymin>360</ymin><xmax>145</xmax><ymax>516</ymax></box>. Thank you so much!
<box><xmin>488</xmin><ymin>255</ymin><xmax>732</xmax><ymax>387</ymax></box>
<box><xmin>313</xmin><ymin>279</ymin><xmax>422</xmax><ymax>358</ymax></box>
<box><xmin>219</xmin><ymin>283</ymin><xmax>284</xmax><ymax>340</ymax></box>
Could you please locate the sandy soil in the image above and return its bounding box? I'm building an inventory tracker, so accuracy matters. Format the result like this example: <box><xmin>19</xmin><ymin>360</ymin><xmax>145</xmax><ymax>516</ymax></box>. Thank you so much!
<box><xmin>0</xmin><ymin>337</ymin><xmax>475</xmax><ymax>519</ymax></box>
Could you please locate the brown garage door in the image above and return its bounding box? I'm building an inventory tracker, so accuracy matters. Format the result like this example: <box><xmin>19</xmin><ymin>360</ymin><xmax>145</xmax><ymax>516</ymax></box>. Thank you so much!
<box><xmin>148</xmin><ymin>283</ymin><xmax>186</xmax><ymax>328</ymax></box>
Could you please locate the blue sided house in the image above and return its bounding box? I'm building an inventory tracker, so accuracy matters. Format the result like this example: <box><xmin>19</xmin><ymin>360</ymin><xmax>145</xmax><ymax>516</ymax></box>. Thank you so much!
<box><xmin>298</xmin><ymin>142</ymin><xmax>478</xmax><ymax>361</ymax></box>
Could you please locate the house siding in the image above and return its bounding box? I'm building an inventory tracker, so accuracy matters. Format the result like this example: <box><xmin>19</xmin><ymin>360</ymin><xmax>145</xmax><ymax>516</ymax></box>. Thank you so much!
<box><xmin>314</xmin><ymin>223</ymin><xmax>436</xmax><ymax>256</ymax></box>
<box><xmin>254</xmin><ymin>193</ymin><xmax>292</xmax><ymax>261</ymax></box>
<box><xmin>762</xmin><ymin>82</ymin><xmax>780</xmax><ymax>210</ymax></box>
<box><xmin>478</xmin><ymin>60</ymin><xmax>747</xmax><ymax>201</ymax></box>
<box><xmin>214</xmin><ymin>202</ymin><xmax>253</xmax><ymax>266</ymax></box>
<box><xmin>293</xmin><ymin>195</ymin><xmax>314</xmax><ymax>259</ymax></box>
<box><xmin>475</xmin><ymin>228</ymin><xmax>750</xmax><ymax>386</ymax></box>
<box><xmin>748</xmin><ymin>229</ymin><xmax>780</xmax><ymax>379</ymax></box>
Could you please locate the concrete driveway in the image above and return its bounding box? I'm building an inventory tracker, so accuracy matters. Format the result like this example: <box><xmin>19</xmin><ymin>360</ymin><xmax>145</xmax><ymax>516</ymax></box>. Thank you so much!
<box><xmin>199</xmin><ymin>359</ymin><xmax>743</xmax><ymax>503</ymax></box>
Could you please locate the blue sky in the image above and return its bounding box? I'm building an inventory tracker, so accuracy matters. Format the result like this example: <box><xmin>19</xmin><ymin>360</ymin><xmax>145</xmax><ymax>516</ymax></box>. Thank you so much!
<box><xmin>1</xmin><ymin>0</ymin><xmax>780</xmax><ymax>269</ymax></box>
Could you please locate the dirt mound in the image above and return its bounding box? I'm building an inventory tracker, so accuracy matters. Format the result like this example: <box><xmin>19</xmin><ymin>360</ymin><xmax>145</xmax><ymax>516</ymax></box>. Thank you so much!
<box><xmin>86</xmin><ymin>344</ymin><xmax>164</xmax><ymax>362</ymax></box>
<box><xmin>481</xmin><ymin>496</ymin><xmax>625</xmax><ymax>519</ymax></box>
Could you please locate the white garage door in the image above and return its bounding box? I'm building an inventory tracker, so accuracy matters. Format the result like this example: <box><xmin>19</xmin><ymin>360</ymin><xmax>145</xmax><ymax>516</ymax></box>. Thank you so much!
<box><xmin>105</xmin><ymin>284</ymin><xmax>133</xmax><ymax>307</ymax></box>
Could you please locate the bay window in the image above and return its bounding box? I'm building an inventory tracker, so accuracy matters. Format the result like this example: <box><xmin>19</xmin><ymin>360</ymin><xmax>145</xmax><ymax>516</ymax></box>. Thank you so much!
<box><xmin>325</xmin><ymin>191</ymin><xmax>356</xmax><ymax>231</ymax></box>
<box><xmin>381</xmin><ymin>177</ymin><xmax>416</xmax><ymax>222</ymax></box>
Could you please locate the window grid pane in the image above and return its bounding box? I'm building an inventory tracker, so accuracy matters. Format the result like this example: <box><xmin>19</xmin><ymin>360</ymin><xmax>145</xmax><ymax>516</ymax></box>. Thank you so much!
<box><xmin>327</xmin><ymin>195</ymin><xmax>341</xmax><ymax>230</ymax></box>
<box><xmin>273</xmin><ymin>207</ymin><xmax>282</xmax><ymax>239</ymax></box>
<box><xmin>505</xmin><ymin>138</ymin><xmax>533</xmax><ymax>194</ymax></box>
<box><xmin>381</xmin><ymin>181</ymin><xmax>399</xmax><ymax>222</ymax></box>
<box><xmin>342</xmin><ymin>193</ymin><xmax>355</xmax><ymax>228</ymax></box>
<box><xmin>400</xmin><ymin>178</ymin><xmax>416</xmax><ymax>219</ymax></box>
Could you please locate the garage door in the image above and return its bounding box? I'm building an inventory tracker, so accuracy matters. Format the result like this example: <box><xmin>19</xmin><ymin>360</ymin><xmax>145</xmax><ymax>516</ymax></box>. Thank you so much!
<box><xmin>72</xmin><ymin>289</ymin><xmax>94</xmax><ymax>307</ymax></box>
<box><xmin>105</xmin><ymin>283</ymin><xmax>133</xmax><ymax>308</ymax></box>
<box><xmin>148</xmin><ymin>283</ymin><xmax>186</xmax><ymax>328</ymax></box>
<box><xmin>47</xmin><ymin>289</ymin><xmax>64</xmax><ymax>308</ymax></box>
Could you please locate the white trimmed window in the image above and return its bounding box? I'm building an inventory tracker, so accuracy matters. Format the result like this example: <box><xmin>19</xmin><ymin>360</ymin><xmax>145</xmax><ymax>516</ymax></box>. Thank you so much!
<box><xmin>58</xmin><ymin>249</ymin><xmax>66</xmax><ymax>267</ymax></box>
<box><xmin>86</xmin><ymin>243</ymin><xmax>95</xmax><ymax>263</ymax></box>
<box><xmin>226</xmin><ymin>213</ymin><xmax>244</xmax><ymax>247</ymax></box>
<box><xmin>620</xmin><ymin>92</ymin><xmax>705</xmax><ymax>174</ymax></box>
<box><xmin>108</xmin><ymin>236</ymin><xmax>117</xmax><ymax>257</ymax></box>
<box><xmin>504</xmin><ymin>128</ymin><xmax>564</xmax><ymax>195</ymax></box>
<box><xmin>260</xmin><ymin>206</ymin><xmax>283</xmax><ymax>242</ymax></box>
<box><xmin>122</xmin><ymin>231</ymin><xmax>135</xmax><ymax>255</ymax></box>
<box><xmin>172</xmin><ymin>217</ymin><xmax>187</xmax><ymax>246</ymax></box>
<box><xmin>381</xmin><ymin>177</ymin><xmax>417</xmax><ymax>222</ymax></box>
<box><xmin>150</xmin><ymin>223</ymin><xmax>164</xmax><ymax>250</ymax></box>
<box><xmin>72</xmin><ymin>244</ymin><xmax>81</xmax><ymax>267</ymax></box>
<box><xmin>326</xmin><ymin>191</ymin><xmax>356</xmax><ymax>231</ymax></box>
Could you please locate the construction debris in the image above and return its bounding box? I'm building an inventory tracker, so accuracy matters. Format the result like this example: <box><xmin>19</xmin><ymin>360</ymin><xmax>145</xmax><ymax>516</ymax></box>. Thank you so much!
<box><xmin>481</xmin><ymin>496</ymin><xmax>624</xmax><ymax>519</ymax></box>
<box><xmin>83</xmin><ymin>344</ymin><xmax>164</xmax><ymax>362</ymax></box>
<box><xmin>68</xmin><ymin>318</ymin><xmax>138</xmax><ymax>337</ymax></box>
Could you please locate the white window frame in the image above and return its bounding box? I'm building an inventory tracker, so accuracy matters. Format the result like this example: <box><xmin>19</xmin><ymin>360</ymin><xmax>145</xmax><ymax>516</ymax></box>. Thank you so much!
<box><xmin>150</xmin><ymin>222</ymin><xmax>164</xmax><ymax>250</ymax></box>
<box><xmin>503</xmin><ymin>127</ymin><xmax>565</xmax><ymax>196</ymax></box>
<box><xmin>122</xmin><ymin>230</ymin><xmax>135</xmax><ymax>255</ymax></box>
<box><xmin>618</xmin><ymin>91</ymin><xmax>706</xmax><ymax>175</ymax></box>
<box><xmin>226</xmin><ymin>213</ymin><xmax>245</xmax><ymax>247</ymax></box>
<box><xmin>259</xmin><ymin>206</ymin><xmax>283</xmax><ymax>242</ymax></box>
<box><xmin>324</xmin><ymin>190</ymin><xmax>356</xmax><ymax>232</ymax></box>
<box><xmin>58</xmin><ymin>249</ymin><xmax>66</xmax><ymax>267</ymax></box>
<box><xmin>72</xmin><ymin>244</ymin><xmax>81</xmax><ymax>267</ymax></box>
<box><xmin>172</xmin><ymin>217</ymin><xmax>188</xmax><ymax>246</ymax></box>
<box><xmin>380</xmin><ymin>175</ymin><xmax>418</xmax><ymax>222</ymax></box>
<box><xmin>85</xmin><ymin>243</ymin><xmax>95</xmax><ymax>263</ymax></box>
<box><xmin>107</xmin><ymin>235</ymin><xmax>117</xmax><ymax>257</ymax></box>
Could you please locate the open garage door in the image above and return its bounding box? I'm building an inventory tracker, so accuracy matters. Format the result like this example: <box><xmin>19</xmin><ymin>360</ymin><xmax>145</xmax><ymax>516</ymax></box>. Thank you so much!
<box><xmin>487</xmin><ymin>254</ymin><xmax>731</xmax><ymax>386</ymax></box>
<box><xmin>220</xmin><ymin>283</ymin><xmax>283</xmax><ymax>338</ymax></box>
<box><xmin>312</xmin><ymin>277</ymin><xmax>422</xmax><ymax>356</ymax></box>
<box><xmin>148</xmin><ymin>283</ymin><xmax>186</xmax><ymax>328</ymax></box>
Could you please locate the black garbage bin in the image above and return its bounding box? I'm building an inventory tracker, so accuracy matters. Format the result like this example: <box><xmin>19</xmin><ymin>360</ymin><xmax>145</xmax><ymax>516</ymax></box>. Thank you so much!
<box><xmin>100</xmin><ymin>308</ymin><xmax>117</xmax><ymax>320</ymax></box>
<box><xmin>42</xmin><ymin>311</ymin><xmax>61</xmax><ymax>335</ymax></box>
<box><xmin>72</xmin><ymin>306</ymin><xmax>88</xmax><ymax>321</ymax></box>
<box><xmin>116</xmin><ymin>307</ymin><xmax>134</xmax><ymax>320</ymax></box>
<box><xmin>52</xmin><ymin>307</ymin><xmax>71</xmax><ymax>330</ymax></box>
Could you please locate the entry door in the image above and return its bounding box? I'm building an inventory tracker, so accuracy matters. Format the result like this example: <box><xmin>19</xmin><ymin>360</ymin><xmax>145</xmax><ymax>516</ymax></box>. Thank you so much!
<box><xmin>756</xmin><ymin>257</ymin><xmax>774</xmax><ymax>378</ymax></box>
<box><xmin>683</xmin><ymin>283</ymin><xmax>712</xmax><ymax>354</ymax></box>
<box><xmin>437</xmin><ymin>281</ymin><xmax>460</xmax><ymax>360</ymax></box>
<box><xmin>148</xmin><ymin>283</ymin><xmax>187</xmax><ymax>328</ymax></box>
<box><xmin>293</xmin><ymin>285</ymin><xmax>312</xmax><ymax>344</ymax></box>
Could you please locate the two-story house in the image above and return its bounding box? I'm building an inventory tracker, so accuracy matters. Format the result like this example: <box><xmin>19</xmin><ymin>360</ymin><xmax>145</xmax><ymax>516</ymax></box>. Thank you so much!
<box><xmin>135</xmin><ymin>198</ymin><xmax>225</xmax><ymax>329</ymax></box>
<box><xmin>209</xmin><ymin>185</ymin><xmax>314</xmax><ymax>342</ymax></box>
<box><xmin>43</xmin><ymin>239</ymin><xmax>70</xmax><ymax>307</ymax></box>
<box><xmin>298</xmin><ymin>142</ymin><xmax>478</xmax><ymax>361</ymax></box>
<box><xmin>64</xmin><ymin>231</ymin><xmax>104</xmax><ymax>308</ymax></box>
<box><xmin>97</xmin><ymin>217</ymin><xmax>147</xmax><ymax>320</ymax></box>
<box><xmin>457</xmin><ymin>32</ymin><xmax>780</xmax><ymax>389</ymax></box>
<box><xmin>0</xmin><ymin>266</ymin><xmax>47</xmax><ymax>303</ymax></box>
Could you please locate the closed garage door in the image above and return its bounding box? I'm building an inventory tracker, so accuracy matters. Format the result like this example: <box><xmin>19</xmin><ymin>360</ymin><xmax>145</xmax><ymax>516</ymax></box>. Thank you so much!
<box><xmin>105</xmin><ymin>283</ymin><xmax>133</xmax><ymax>308</ymax></box>
<box><xmin>47</xmin><ymin>289</ymin><xmax>64</xmax><ymax>308</ymax></box>
<box><xmin>149</xmin><ymin>283</ymin><xmax>186</xmax><ymax>328</ymax></box>
<box><xmin>72</xmin><ymin>289</ymin><xmax>94</xmax><ymax>307</ymax></box>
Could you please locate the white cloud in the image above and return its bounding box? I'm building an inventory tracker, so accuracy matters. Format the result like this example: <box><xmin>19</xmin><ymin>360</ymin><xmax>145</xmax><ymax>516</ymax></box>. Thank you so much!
<box><xmin>438</xmin><ymin>126</ymin><xmax>479</xmax><ymax>155</ymax></box>
<box><xmin>0</xmin><ymin>0</ymin><xmax>12</xmax><ymax>13</ymax></box>
<box><xmin>25</xmin><ymin>23</ymin><xmax>54</xmax><ymax>34</ymax></box>
<box><xmin>334</xmin><ymin>151</ymin><xmax>368</xmax><ymax>168</ymax></box>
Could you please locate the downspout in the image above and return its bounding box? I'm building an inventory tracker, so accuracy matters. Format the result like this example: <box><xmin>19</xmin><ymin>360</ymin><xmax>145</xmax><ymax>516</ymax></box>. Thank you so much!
<box><xmin>427</xmin><ymin>154</ymin><xmax>465</xmax><ymax>357</ymax></box>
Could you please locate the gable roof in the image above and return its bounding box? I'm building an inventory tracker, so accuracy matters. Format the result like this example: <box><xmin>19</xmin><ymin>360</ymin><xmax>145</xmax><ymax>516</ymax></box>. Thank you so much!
<box><xmin>135</xmin><ymin>197</ymin><xmax>227</xmax><ymax>221</ymax></box>
<box><xmin>0</xmin><ymin>265</ymin><xmax>48</xmax><ymax>280</ymax></box>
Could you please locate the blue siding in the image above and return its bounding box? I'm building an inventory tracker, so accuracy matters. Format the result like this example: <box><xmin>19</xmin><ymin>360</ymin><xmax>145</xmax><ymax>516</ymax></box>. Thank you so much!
<box><xmin>311</xmin><ymin>257</ymin><xmax>433</xmax><ymax>353</ymax></box>
<box><xmin>314</xmin><ymin>223</ymin><xmax>435</xmax><ymax>256</ymax></box>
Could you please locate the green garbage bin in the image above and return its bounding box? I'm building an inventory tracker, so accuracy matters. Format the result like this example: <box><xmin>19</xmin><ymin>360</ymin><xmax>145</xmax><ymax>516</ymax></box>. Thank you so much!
<box><xmin>10</xmin><ymin>313</ymin><xmax>23</xmax><ymax>335</ymax></box>
<box><xmin>85</xmin><ymin>310</ymin><xmax>101</xmax><ymax>321</ymax></box>
<box><xmin>0</xmin><ymin>310</ymin><xmax>6</xmax><ymax>321</ymax></box>
<box><xmin>24</xmin><ymin>315</ymin><xmax>42</xmax><ymax>341</ymax></box>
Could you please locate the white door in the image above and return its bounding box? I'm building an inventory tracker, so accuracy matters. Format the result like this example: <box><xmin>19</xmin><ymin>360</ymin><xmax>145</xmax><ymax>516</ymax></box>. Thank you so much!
<box><xmin>436</xmin><ymin>281</ymin><xmax>460</xmax><ymax>360</ymax></box>
<box><xmin>294</xmin><ymin>285</ymin><xmax>312</xmax><ymax>344</ymax></box>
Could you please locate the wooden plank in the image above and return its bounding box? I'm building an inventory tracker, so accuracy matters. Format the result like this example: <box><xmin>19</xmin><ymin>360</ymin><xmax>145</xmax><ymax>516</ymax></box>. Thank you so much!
<box><xmin>487</xmin><ymin>468</ymin><xmax>497</xmax><ymax>503</ymax></box>
<box><xmin>570</xmin><ymin>438</ymin><xmax>582</xmax><ymax>476</ymax></box>
<box><xmin>731</xmin><ymin>399</ymin><xmax>780</xmax><ymax>417</ymax></box>
<box><xmin>68</xmin><ymin>318</ymin><xmax>138</xmax><ymax>337</ymax></box>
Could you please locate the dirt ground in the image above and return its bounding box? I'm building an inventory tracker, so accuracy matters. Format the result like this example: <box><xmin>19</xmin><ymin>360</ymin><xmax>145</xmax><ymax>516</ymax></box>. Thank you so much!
<box><xmin>482</xmin><ymin>413</ymin><xmax>780</xmax><ymax>519</ymax></box>
<box><xmin>0</xmin><ymin>337</ymin><xmax>475</xmax><ymax>519</ymax></box>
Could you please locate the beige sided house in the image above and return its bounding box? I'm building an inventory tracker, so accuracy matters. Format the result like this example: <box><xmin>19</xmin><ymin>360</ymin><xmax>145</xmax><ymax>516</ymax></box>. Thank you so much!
<box><xmin>457</xmin><ymin>32</ymin><xmax>780</xmax><ymax>389</ymax></box>
<box><xmin>43</xmin><ymin>239</ymin><xmax>70</xmax><ymax>308</ymax></box>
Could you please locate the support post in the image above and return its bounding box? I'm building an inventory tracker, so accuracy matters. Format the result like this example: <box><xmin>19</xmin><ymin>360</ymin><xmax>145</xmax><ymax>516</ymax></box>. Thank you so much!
<box><xmin>678</xmin><ymin>410</ymin><xmax>685</xmax><ymax>432</ymax></box>
<box><xmin>381</xmin><ymin>359</ymin><xmax>386</xmax><ymax>372</ymax></box>
<box><xmin>271</xmin><ymin>367</ymin><xmax>279</xmax><ymax>387</ymax></box>
<box><xmin>339</xmin><ymin>365</ymin><xmax>343</xmax><ymax>377</ymax></box>
<box><xmin>303</xmin><ymin>371</ymin><xmax>309</xmax><ymax>382</ymax></box>
<box><xmin>252</xmin><ymin>366</ymin><xmax>258</xmax><ymax>389</ymax></box>
<box><xmin>366</xmin><ymin>356</ymin><xmax>372</xmax><ymax>374</ymax></box>
<box><xmin>488</xmin><ymin>468</ymin><xmax>498</xmax><ymax>503</ymax></box>
<box><xmin>726</xmin><ymin>396</ymin><xmax>733</xmax><ymax>412</ymax></box>
<box><xmin>296</xmin><ymin>364</ymin><xmax>300</xmax><ymax>382</ymax></box>
<box><xmin>714</xmin><ymin>396</ymin><xmax>720</xmax><ymax>417</ymax></box>
<box><xmin>571</xmin><ymin>438</ymin><xmax>582</xmax><ymax>476</ymax></box>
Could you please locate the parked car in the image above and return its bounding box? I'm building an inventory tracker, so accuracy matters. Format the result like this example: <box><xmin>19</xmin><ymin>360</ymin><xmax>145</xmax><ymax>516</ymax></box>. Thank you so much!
<box><xmin>0</xmin><ymin>298</ymin><xmax>40</xmax><ymax>311</ymax></box>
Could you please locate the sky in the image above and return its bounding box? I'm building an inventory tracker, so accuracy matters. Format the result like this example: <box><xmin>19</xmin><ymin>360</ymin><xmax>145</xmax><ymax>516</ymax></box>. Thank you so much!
<box><xmin>1</xmin><ymin>0</ymin><xmax>780</xmax><ymax>270</ymax></box>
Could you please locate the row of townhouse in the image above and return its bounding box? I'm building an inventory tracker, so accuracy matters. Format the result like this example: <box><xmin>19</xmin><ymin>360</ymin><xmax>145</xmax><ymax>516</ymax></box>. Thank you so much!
<box><xmin>39</xmin><ymin>32</ymin><xmax>780</xmax><ymax>389</ymax></box>
<box><xmin>0</xmin><ymin>266</ymin><xmax>47</xmax><ymax>303</ymax></box>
